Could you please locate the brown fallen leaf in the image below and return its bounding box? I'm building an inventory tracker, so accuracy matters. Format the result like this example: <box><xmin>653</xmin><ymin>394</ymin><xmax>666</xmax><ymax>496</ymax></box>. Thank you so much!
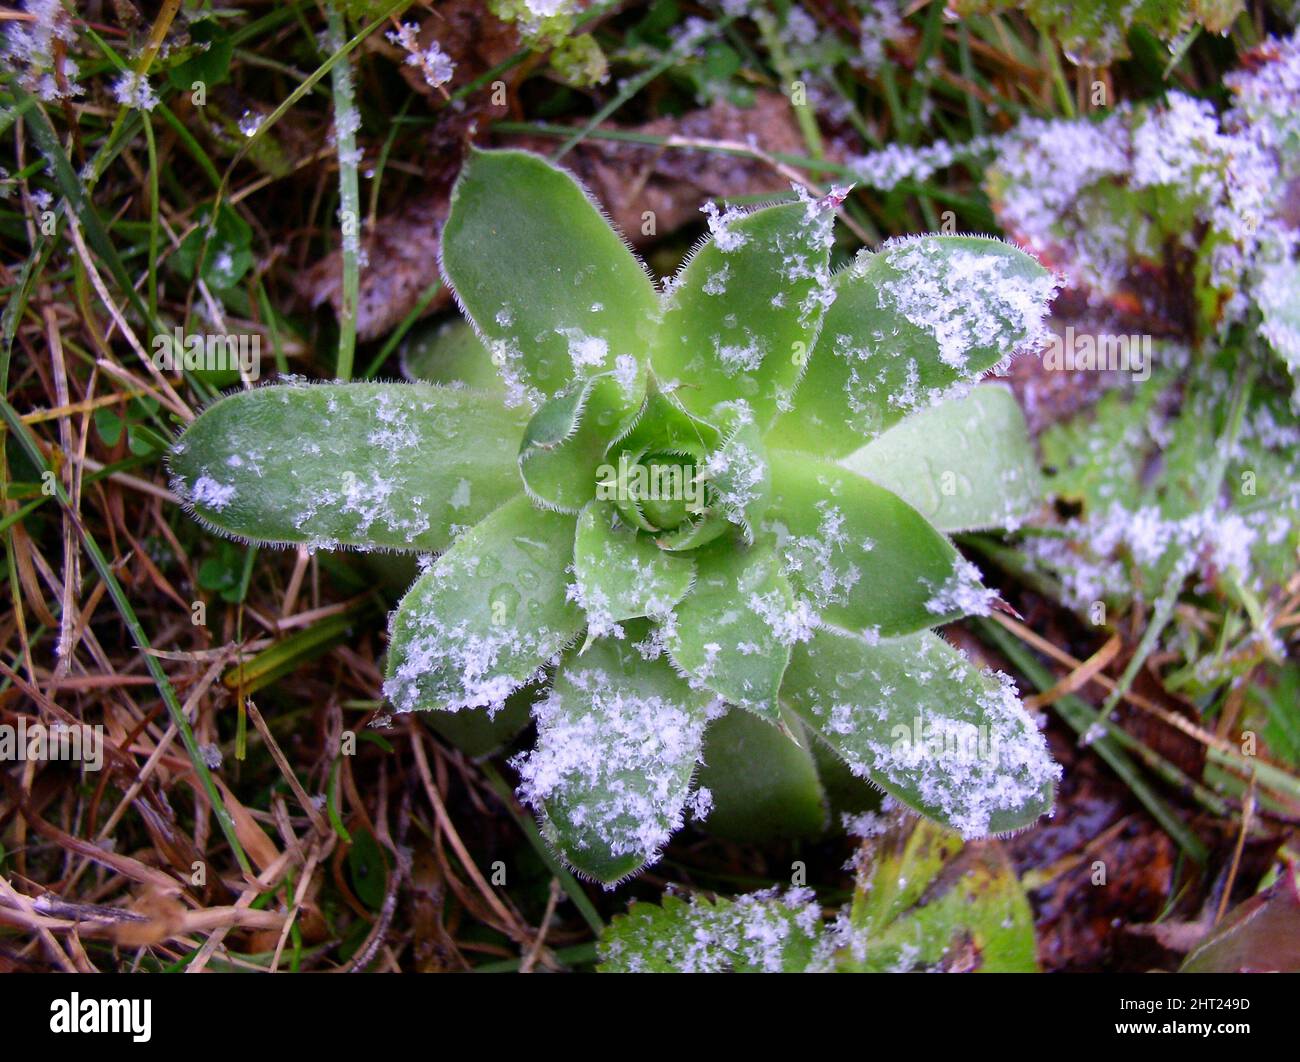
<box><xmin>1180</xmin><ymin>871</ymin><xmax>1300</xmax><ymax>972</ymax></box>
<box><xmin>209</xmin><ymin>776</ymin><xmax>282</xmax><ymax>875</ymax></box>
<box><xmin>510</xmin><ymin>92</ymin><xmax>818</xmax><ymax>249</ymax></box>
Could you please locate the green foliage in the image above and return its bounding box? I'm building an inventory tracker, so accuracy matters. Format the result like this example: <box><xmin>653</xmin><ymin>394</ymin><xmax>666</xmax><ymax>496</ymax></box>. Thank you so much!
<box><xmin>174</xmin><ymin>148</ymin><xmax>1059</xmax><ymax>885</ymax></box>
<box><xmin>175</xmin><ymin>203</ymin><xmax>253</xmax><ymax>291</ymax></box>
<box><xmin>488</xmin><ymin>0</ymin><xmax>609</xmax><ymax>87</ymax></box>
<box><xmin>952</xmin><ymin>0</ymin><xmax>1243</xmax><ymax>66</ymax></box>
<box><xmin>697</xmin><ymin>705</ymin><xmax>827</xmax><ymax>841</ymax></box>
<box><xmin>171</xmin><ymin>381</ymin><xmax>527</xmax><ymax>552</ymax></box>
<box><xmin>1032</xmin><ymin>360</ymin><xmax>1299</xmax><ymax>696</ymax></box>
<box><xmin>166</xmin><ymin>20</ymin><xmax>235</xmax><ymax>91</ymax></box>
<box><xmin>842</xmin><ymin>385</ymin><xmax>1042</xmax><ymax>533</ymax></box>
<box><xmin>597</xmin><ymin>817</ymin><xmax>1039</xmax><ymax>972</ymax></box>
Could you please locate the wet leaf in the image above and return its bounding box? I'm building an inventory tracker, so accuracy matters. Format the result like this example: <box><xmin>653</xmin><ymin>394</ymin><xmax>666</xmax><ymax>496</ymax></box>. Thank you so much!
<box><xmin>665</xmin><ymin>538</ymin><xmax>804</xmax><ymax>719</ymax></box>
<box><xmin>514</xmin><ymin>623</ymin><xmax>716</xmax><ymax>885</ymax></box>
<box><xmin>782</xmin><ymin>627</ymin><xmax>1058</xmax><ymax>837</ymax></box>
<box><xmin>384</xmin><ymin>497</ymin><xmax>582</xmax><ymax>712</ymax></box>
<box><xmin>441</xmin><ymin>148</ymin><xmax>659</xmax><ymax>405</ymax></box>
<box><xmin>170</xmin><ymin>382</ymin><xmax>526</xmax><ymax>553</ymax></box>
<box><xmin>842</xmin><ymin>384</ymin><xmax>1042</xmax><ymax>533</ymax></box>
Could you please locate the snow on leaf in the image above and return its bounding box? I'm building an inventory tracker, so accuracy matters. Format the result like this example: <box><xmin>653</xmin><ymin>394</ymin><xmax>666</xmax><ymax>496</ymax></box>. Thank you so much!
<box><xmin>571</xmin><ymin>500</ymin><xmax>695</xmax><ymax>637</ymax></box>
<box><xmin>653</xmin><ymin>195</ymin><xmax>838</xmax><ymax>429</ymax></box>
<box><xmin>703</xmin><ymin>401</ymin><xmax>772</xmax><ymax>541</ymax></box>
<box><xmin>169</xmin><ymin>381</ymin><xmax>526</xmax><ymax>553</ymax></box>
<box><xmin>384</xmin><ymin>497</ymin><xmax>583</xmax><ymax>713</ymax></box>
<box><xmin>598</xmin><ymin>887</ymin><xmax>830</xmax><ymax>972</ymax></box>
<box><xmin>769</xmin><ymin>235</ymin><xmax>1057</xmax><ymax>458</ymax></box>
<box><xmin>513</xmin><ymin>623</ymin><xmax>720</xmax><ymax>885</ymax></box>
<box><xmin>764</xmin><ymin>451</ymin><xmax>966</xmax><ymax>637</ymax></box>
<box><xmin>664</xmin><ymin>538</ymin><xmax>806</xmax><ymax>720</ymax></box>
<box><xmin>518</xmin><ymin>372</ymin><xmax>642</xmax><ymax>513</ymax></box>
<box><xmin>782</xmin><ymin>628</ymin><xmax>1059</xmax><ymax>838</ymax></box>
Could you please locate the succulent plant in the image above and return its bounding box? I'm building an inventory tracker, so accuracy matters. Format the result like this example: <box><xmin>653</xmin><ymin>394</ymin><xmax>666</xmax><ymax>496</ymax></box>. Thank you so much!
<box><xmin>170</xmin><ymin>148</ymin><xmax>1062</xmax><ymax>885</ymax></box>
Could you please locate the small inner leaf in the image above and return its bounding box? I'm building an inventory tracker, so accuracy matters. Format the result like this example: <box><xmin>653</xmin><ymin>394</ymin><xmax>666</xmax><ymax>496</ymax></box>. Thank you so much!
<box><xmin>664</xmin><ymin>538</ymin><xmax>811</xmax><ymax>718</ymax></box>
<box><xmin>572</xmin><ymin>500</ymin><xmax>696</xmax><ymax>637</ymax></box>
<box><xmin>519</xmin><ymin>373</ymin><xmax>640</xmax><ymax>513</ymax></box>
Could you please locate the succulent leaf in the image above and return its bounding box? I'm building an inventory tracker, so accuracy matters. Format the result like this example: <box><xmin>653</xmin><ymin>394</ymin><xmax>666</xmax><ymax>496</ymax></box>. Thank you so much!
<box><xmin>765</xmin><ymin>451</ymin><xmax>975</xmax><ymax>637</ymax></box>
<box><xmin>518</xmin><ymin>372</ymin><xmax>641</xmax><ymax>513</ymax></box>
<box><xmin>572</xmin><ymin>500</ymin><xmax>695</xmax><ymax>636</ymax></box>
<box><xmin>664</xmin><ymin>538</ymin><xmax>806</xmax><ymax>719</ymax></box>
<box><xmin>597</xmin><ymin>816</ymin><xmax>1040</xmax><ymax>972</ymax></box>
<box><xmin>384</xmin><ymin>497</ymin><xmax>582</xmax><ymax>713</ymax></box>
<box><xmin>513</xmin><ymin>623</ymin><xmax>718</xmax><ymax>885</ymax></box>
<box><xmin>841</xmin><ymin>384</ymin><xmax>1043</xmax><ymax>533</ymax></box>
<box><xmin>703</xmin><ymin>401</ymin><xmax>772</xmax><ymax>541</ymax></box>
<box><xmin>598</xmin><ymin>890</ymin><xmax>826</xmax><ymax>972</ymax></box>
<box><xmin>169</xmin><ymin>381</ymin><xmax>526</xmax><ymax>553</ymax></box>
<box><xmin>697</xmin><ymin>705</ymin><xmax>828</xmax><ymax>842</ymax></box>
<box><xmin>842</xmin><ymin>817</ymin><xmax>1038</xmax><ymax>972</ymax></box>
<box><xmin>614</xmin><ymin>387</ymin><xmax>722</xmax><ymax>466</ymax></box>
<box><xmin>440</xmin><ymin>148</ymin><xmax>659</xmax><ymax>406</ymax></box>
<box><xmin>401</xmin><ymin>318</ymin><xmax>505</xmax><ymax>395</ymax></box>
<box><xmin>782</xmin><ymin>627</ymin><xmax>1059</xmax><ymax>837</ymax></box>
<box><xmin>653</xmin><ymin>196</ymin><xmax>837</xmax><ymax>428</ymax></box>
<box><xmin>768</xmin><ymin>235</ymin><xmax>1056</xmax><ymax>457</ymax></box>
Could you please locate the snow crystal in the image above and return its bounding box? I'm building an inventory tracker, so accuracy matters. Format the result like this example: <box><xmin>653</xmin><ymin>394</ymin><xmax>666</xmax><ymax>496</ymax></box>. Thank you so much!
<box><xmin>111</xmin><ymin>72</ymin><xmax>159</xmax><ymax>112</ymax></box>
<box><xmin>703</xmin><ymin>264</ymin><xmax>731</xmax><ymax>295</ymax></box>
<box><xmin>712</xmin><ymin>334</ymin><xmax>764</xmax><ymax>373</ymax></box>
<box><xmin>924</xmin><ymin>558</ymin><xmax>998</xmax><ymax>618</ymax></box>
<box><xmin>613</xmin><ymin>353</ymin><xmax>640</xmax><ymax>397</ymax></box>
<box><xmin>1</xmin><ymin>0</ymin><xmax>83</xmax><ymax>101</ymax></box>
<box><xmin>191</xmin><ymin>475</ymin><xmax>236</xmax><ymax>512</ymax></box>
<box><xmin>876</xmin><ymin>237</ymin><xmax>1058</xmax><ymax>372</ymax></box>
<box><xmin>848</xmin><ymin>136</ymin><xmax>995</xmax><ymax>193</ymax></box>
<box><xmin>386</xmin><ymin>21</ymin><xmax>454</xmax><ymax>90</ymax></box>
<box><xmin>768</xmin><ymin>503</ymin><xmax>861</xmax><ymax>612</ymax></box>
<box><xmin>562</xmin><ymin>330</ymin><xmax>610</xmax><ymax>372</ymax></box>
<box><xmin>797</xmin><ymin>638</ymin><xmax>1060</xmax><ymax>839</ymax></box>
<box><xmin>448</xmin><ymin>478</ymin><xmax>472</xmax><ymax>510</ymax></box>
<box><xmin>748</xmin><ymin>590</ymin><xmax>817</xmax><ymax>645</ymax></box>
<box><xmin>701</xmin><ymin>201</ymin><xmax>750</xmax><ymax>252</ymax></box>
<box><xmin>854</xmin><ymin>1</ymin><xmax>907</xmax><ymax>75</ymax></box>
